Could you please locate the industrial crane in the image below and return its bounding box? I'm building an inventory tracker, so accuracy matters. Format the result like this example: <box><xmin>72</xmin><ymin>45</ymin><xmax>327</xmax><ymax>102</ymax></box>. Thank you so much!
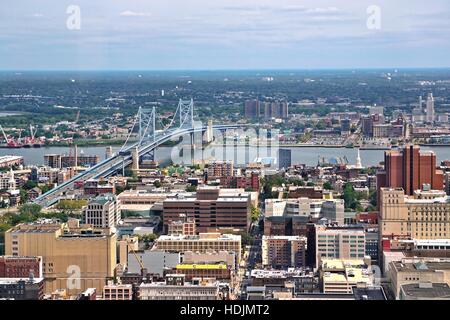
<box><xmin>127</xmin><ymin>241</ymin><xmax>146</xmax><ymax>275</ymax></box>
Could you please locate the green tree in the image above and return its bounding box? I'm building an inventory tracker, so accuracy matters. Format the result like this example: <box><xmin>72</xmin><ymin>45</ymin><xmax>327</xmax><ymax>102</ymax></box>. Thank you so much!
<box><xmin>323</xmin><ymin>182</ymin><xmax>333</xmax><ymax>190</ymax></box>
<box><xmin>342</xmin><ymin>183</ymin><xmax>362</xmax><ymax>211</ymax></box>
<box><xmin>251</xmin><ymin>206</ymin><xmax>261</xmax><ymax>223</ymax></box>
<box><xmin>186</xmin><ymin>185</ymin><xmax>197</xmax><ymax>192</ymax></box>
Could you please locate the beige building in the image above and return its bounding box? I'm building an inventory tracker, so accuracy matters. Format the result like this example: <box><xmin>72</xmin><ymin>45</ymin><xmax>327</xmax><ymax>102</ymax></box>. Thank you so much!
<box><xmin>380</xmin><ymin>188</ymin><xmax>450</xmax><ymax>240</ymax></box>
<box><xmin>5</xmin><ymin>219</ymin><xmax>117</xmax><ymax>296</ymax></box>
<box><xmin>154</xmin><ymin>233</ymin><xmax>241</xmax><ymax>263</ymax></box>
<box><xmin>138</xmin><ymin>275</ymin><xmax>220</xmax><ymax>300</ymax></box>
<box><xmin>388</xmin><ymin>257</ymin><xmax>450</xmax><ymax>299</ymax></box>
<box><xmin>315</xmin><ymin>226</ymin><xmax>366</xmax><ymax>268</ymax></box>
<box><xmin>103</xmin><ymin>282</ymin><xmax>133</xmax><ymax>300</ymax></box>
<box><xmin>320</xmin><ymin>259</ymin><xmax>373</xmax><ymax>294</ymax></box>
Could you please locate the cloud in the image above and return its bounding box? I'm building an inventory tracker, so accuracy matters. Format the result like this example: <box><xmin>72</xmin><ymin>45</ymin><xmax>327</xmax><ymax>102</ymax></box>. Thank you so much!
<box><xmin>120</xmin><ymin>10</ymin><xmax>152</xmax><ymax>17</ymax></box>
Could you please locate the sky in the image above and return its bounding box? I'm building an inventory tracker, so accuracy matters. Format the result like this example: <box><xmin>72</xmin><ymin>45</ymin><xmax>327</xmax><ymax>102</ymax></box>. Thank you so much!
<box><xmin>0</xmin><ymin>0</ymin><xmax>450</xmax><ymax>70</ymax></box>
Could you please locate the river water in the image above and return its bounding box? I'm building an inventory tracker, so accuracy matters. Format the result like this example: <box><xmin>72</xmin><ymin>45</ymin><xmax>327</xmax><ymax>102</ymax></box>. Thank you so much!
<box><xmin>1</xmin><ymin>145</ymin><xmax>450</xmax><ymax>167</ymax></box>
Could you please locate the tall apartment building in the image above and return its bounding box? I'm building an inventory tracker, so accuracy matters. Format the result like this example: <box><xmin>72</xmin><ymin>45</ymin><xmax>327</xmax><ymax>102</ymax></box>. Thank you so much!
<box><xmin>315</xmin><ymin>225</ymin><xmax>366</xmax><ymax>268</ymax></box>
<box><xmin>263</xmin><ymin>101</ymin><xmax>289</xmax><ymax>119</ymax></box>
<box><xmin>154</xmin><ymin>233</ymin><xmax>242</xmax><ymax>264</ymax></box>
<box><xmin>4</xmin><ymin>219</ymin><xmax>117</xmax><ymax>295</ymax></box>
<box><xmin>244</xmin><ymin>100</ymin><xmax>261</xmax><ymax>119</ymax></box>
<box><xmin>162</xmin><ymin>187</ymin><xmax>251</xmax><ymax>233</ymax></box>
<box><xmin>262</xmin><ymin>236</ymin><xmax>307</xmax><ymax>268</ymax></box>
<box><xmin>379</xmin><ymin>188</ymin><xmax>450</xmax><ymax>240</ymax></box>
<box><xmin>377</xmin><ymin>145</ymin><xmax>444</xmax><ymax>197</ymax></box>
<box><xmin>82</xmin><ymin>194</ymin><xmax>121</xmax><ymax>229</ymax></box>
<box><xmin>207</xmin><ymin>161</ymin><xmax>234</xmax><ymax>179</ymax></box>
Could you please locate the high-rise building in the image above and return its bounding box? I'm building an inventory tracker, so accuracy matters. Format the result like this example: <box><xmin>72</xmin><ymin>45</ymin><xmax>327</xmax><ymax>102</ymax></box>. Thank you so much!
<box><xmin>244</xmin><ymin>100</ymin><xmax>261</xmax><ymax>119</ymax></box>
<box><xmin>426</xmin><ymin>93</ymin><xmax>435</xmax><ymax>123</ymax></box>
<box><xmin>262</xmin><ymin>101</ymin><xmax>289</xmax><ymax>120</ymax></box>
<box><xmin>379</xmin><ymin>188</ymin><xmax>450</xmax><ymax>240</ymax></box>
<box><xmin>278</xmin><ymin>149</ymin><xmax>292</xmax><ymax>170</ymax></box>
<box><xmin>377</xmin><ymin>145</ymin><xmax>444</xmax><ymax>197</ymax></box>
<box><xmin>82</xmin><ymin>194</ymin><xmax>121</xmax><ymax>229</ymax></box>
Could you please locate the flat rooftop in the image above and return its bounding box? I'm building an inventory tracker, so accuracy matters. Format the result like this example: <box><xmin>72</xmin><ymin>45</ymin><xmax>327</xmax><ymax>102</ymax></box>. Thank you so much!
<box><xmin>393</xmin><ymin>259</ymin><xmax>450</xmax><ymax>272</ymax></box>
<box><xmin>401</xmin><ymin>283</ymin><xmax>450</xmax><ymax>299</ymax></box>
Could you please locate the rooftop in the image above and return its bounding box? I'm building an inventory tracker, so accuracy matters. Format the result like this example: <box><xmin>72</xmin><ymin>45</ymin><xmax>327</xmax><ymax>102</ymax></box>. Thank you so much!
<box><xmin>401</xmin><ymin>283</ymin><xmax>450</xmax><ymax>299</ymax></box>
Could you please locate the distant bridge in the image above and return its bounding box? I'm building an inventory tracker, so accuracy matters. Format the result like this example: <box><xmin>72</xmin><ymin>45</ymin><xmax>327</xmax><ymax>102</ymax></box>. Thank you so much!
<box><xmin>34</xmin><ymin>99</ymin><xmax>242</xmax><ymax>208</ymax></box>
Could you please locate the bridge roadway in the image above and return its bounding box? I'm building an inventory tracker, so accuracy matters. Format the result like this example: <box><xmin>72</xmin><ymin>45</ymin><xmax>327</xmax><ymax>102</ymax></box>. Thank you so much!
<box><xmin>34</xmin><ymin>125</ymin><xmax>240</xmax><ymax>208</ymax></box>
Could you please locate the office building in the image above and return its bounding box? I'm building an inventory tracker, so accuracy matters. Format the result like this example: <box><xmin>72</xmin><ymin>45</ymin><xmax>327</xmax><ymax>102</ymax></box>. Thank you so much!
<box><xmin>5</xmin><ymin>219</ymin><xmax>117</xmax><ymax>295</ymax></box>
<box><xmin>162</xmin><ymin>187</ymin><xmax>251</xmax><ymax>233</ymax></box>
<box><xmin>154</xmin><ymin>233</ymin><xmax>241</xmax><ymax>264</ymax></box>
<box><xmin>379</xmin><ymin>188</ymin><xmax>450</xmax><ymax>240</ymax></box>
<box><xmin>377</xmin><ymin>145</ymin><xmax>444</xmax><ymax>197</ymax></box>
<box><xmin>82</xmin><ymin>194</ymin><xmax>121</xmax><ymax>229</ymax></box>
<box><xmin>315</xmin><ymin>226</ymin><xmax>366</xmax><ymax>268</ymax></box>
<box><xmin>262</xmin><ymin>236</ymin><xmax>307</xmax><ymax>268</ymax></box>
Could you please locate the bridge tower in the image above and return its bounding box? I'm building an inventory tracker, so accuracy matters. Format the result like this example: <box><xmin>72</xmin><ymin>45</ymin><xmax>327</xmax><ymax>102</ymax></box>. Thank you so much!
<box><xmin>178</xmin><ymin>99</ymin><xmax>194</xmax><ymax>129</ymax></box>
<box><xmin>138</xmin><ymin>106</ymin><xmax>157</xmax><ymax>161</ymax></box>
<box><xmin>138</xmin><ymin>106</ymin><xmax>156</xmax><ymax>145</ymax></box>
